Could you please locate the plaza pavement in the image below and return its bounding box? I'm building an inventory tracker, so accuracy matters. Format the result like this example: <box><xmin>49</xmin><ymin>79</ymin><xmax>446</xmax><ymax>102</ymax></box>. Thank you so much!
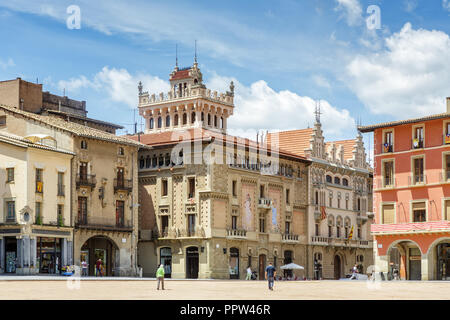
<box><xmin>0</xmin><ymin>277</ymin><xmax>449</xmax><ymax>299</ymax></box>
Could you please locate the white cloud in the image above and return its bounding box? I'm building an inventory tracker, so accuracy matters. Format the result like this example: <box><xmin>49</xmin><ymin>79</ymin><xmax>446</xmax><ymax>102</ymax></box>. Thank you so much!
<box><xmin>443</xmin><ymin>0</ymin><xmax>450</xmax><ymax>11</ymax></box>
<box><xmin>57</xmin><ymin>67</ymin><xmax>170</xmax><ymax>108</ymax></box>
<box><xmin>335</xmin><ymin>0</ymin><xmax>363</xmax><ymax>26</ymax></box>
<box><xmin>0</xmin><ymin>58</ymin><xmax>15</xmax><ymax>69</ymax></box>
<box><xmin>207</xmin><ymin>74</ymin><xmax>355</xmax><ymax>140</ymax></box>
<box><xmin>404</xmin><ymin>0</ymin><xmax>418</xmax><ymax>12</ymax></box>
<box><xmin>346</xmin><ymin>23</ymin><xmax>450</xmax><ymax>118</ymax></box>
<box><xmin>312</xmin><ymin>75</ymin><xmax>331</xmax><ymax>89</ymax></box>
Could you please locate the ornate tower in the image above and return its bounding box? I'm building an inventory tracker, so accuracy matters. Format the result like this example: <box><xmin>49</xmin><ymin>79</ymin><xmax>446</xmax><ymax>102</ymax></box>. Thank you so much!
<box><xmin>138</xmin><ymin>59</ymin><xmax>235</xmax><ymax>134</ymax></box>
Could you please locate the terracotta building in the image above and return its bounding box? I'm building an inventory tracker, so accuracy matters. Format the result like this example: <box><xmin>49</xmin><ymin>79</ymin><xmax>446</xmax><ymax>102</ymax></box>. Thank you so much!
<box><xmin>128</xmin><ymin>61</ymin><xmax>312</xmax><ymax>279</ymax></box>
<box><xmin>359</xmin><ymin>98</ymin><xmax>450</xmax><ymax>280</ymax></box>
<box><xmin>266</xmin><ymin>112</ymin><xmax>374</xmax><ymax>279</ymax></box>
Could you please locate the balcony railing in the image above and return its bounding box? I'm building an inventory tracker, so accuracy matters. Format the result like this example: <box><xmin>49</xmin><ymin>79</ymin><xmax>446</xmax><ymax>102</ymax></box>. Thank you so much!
<box><xmin>76</xmin><ymin>174</ymin><xmax>97</xmax><ymax>189</ymax></box>
<box><xmin>57</xmin><ymin>184</ymin><xmax>65</xmax><ymax>197</ymax></box>
<box><xmin>381</xmin><ymin>143</ymin><xmax>393</xmax><ymax>153</ymax></box>
<box><xmin>408</xmin><ymin>174</ymin><xmax>427</xmax><ymax>186</ymax></box>
<box><xmin>226</xmin><ymin>228</ymin><xmax>247</xmax><ymax>238</ymax></box>
<box><xmin>282</xmin><ymin>233</ymin><xmax>299</xmax><ymax>242</ymax></box>
<box><xmin>75</xmin><ymin>216</ymin><xmax>132</xmax><ymax>231</ymax></box>
<box><xmin>114</xmin><ymin>178</ymin><xmax>133</xmax><ymax>193</ymax></box>
<box><xmin>411</xmin><ymin>138</ymin><xmax>424</xmax><ymax>149</ymax></box>
<box><xmin>311</xmin><ymin>236</ymin><xmax>331</xmax><ymax>245</ymax></box>
<box><xmin>258</xmin><ymin>198</ymin><xmax>272</xmax><ymax>209</ymax></box>
<box><xmin>375</xmin><ymin>177</ymin><xmax>396</xmax><ymax>189</ymax></box>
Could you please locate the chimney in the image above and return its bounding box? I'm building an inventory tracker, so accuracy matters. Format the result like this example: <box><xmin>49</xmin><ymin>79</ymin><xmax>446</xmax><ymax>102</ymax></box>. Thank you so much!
<box><xmin>447</xmin><ymin>97</ymin><xmax>450</xmax><ymax>113</ymax></box>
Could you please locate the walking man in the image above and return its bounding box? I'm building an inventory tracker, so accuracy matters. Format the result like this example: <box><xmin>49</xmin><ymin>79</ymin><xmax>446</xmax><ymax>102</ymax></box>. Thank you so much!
<box><xmin>246</xmin><ymin>266</ymin><xmax>252</xmax><ymax>280</ymax></box>
<box><xmin>156</xmin><ymin>264</ymin><xmax>165</xmax><ymax>290</ymax></box>
<box><xmin>265</xmin><ymin>262</ymin><xmax>276</xmax><ymax>291</ymax></box>
<box><xmin>95</xmin><ymin>258</ymin><xmax>103</xmax><ymax>277</ymax></box>
<box><xmin>81</xmin><ymin>260</ymin><xmax>88</xmax><ymax>277</ymax></box>
<box><xmin>350</xmin><ymin>264</ymin><xmax>358</xmax><ymax>280</ymax></box>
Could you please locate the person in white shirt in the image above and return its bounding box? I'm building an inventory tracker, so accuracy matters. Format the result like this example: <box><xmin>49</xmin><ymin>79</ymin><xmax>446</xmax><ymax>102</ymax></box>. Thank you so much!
<box><xmin>246</xmin><ymin>266</ymin><xmax>252</xmax><ymax>280</ymax></box>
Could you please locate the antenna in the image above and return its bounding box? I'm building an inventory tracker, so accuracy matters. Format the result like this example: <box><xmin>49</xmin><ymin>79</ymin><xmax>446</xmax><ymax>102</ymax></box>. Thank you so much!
<box><xmin>133</xmin><ymin>108</ymin><xmax>137</xmax><ymax>134</ymax></box>
<box><xmin>314</xmin><ymin>100</ymin><xmax>322</xmax><ymax>123</ymax></box>
<box><xmin>63</xmin><ymin>88</ymin><xmax>65</xmax><ymax>97</ymax></box>
<box><xmin>176</xmin><ymin>43</ymin><xmax>178</xmax><ymax>67</ymax></box>
<box><xmin>194</xmin><ymin>40</ymin><xmax>197</xmax><ymax>63</ymax></box>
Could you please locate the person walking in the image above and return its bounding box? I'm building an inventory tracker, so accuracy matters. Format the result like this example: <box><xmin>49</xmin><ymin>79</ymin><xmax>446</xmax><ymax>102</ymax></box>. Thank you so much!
<box><xmin>96</xmin><ymin>258</ymin><xmax>103</xmax><ymax>277</ymax></box>
<box><xmin>350</xmin><ymin>264</ymin><xmax>358</xmax><ymax>280</ymax></box>
<box><xmin>156</xmin><ymin>264</ymin><xmax>165</xmax><ymax>290</ymax></box>
<box><xmin>81</xmin><ymin>260</ymin><xmax>88</xmax><ymax>277</ymax></box>
<box><xmin>265</xmin><ymin>262</ymin><xmax>276</xmax><ymax>291</ymax></box>
<box><xmin>246</xmin><ymin>266</ymin><xmax>252</xmax><ymax>280</ymax></box>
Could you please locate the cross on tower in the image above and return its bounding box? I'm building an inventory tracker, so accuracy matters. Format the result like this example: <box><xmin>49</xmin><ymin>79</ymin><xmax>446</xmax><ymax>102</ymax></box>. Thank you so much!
<box><xmin>315</xmin><ymin>100</ymin><xmax>322</xmax><ymax>123</ymax></box>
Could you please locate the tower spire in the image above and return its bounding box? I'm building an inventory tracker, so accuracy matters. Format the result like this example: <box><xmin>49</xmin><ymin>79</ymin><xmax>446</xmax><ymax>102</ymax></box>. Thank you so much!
<box><xmin>176</xmin><ymin>43</ymin><xmax>178</xmax><ymax>67</ymax></box>
<box><xmin>194</xmin><ymin>40</ymin><xmax>197</xmax><ymax>64</ymax></box>
<box><xmin>315</xmin><ymin>100</ymin><xmax>322</xmax><ymax>123</ymax></box>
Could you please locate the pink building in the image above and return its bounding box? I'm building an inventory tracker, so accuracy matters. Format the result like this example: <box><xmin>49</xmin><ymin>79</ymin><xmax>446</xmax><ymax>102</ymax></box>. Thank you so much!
<box><xmin>359</xmin><ymin>99</ymin><xmax>450</xmax><ymax>280</ymax></box>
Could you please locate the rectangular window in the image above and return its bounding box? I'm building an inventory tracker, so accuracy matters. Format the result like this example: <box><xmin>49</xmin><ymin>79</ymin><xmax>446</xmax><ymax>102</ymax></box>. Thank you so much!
<box><xmin>187</xmin><ymin>214</ymin><xmax>195</xmax><ymax>236</ymax></box>
<box><xmin>345</xmin><ymin>227</ymin><xmax>348</xmax><ymax>238</ymax></box>
<box><xmin>286</xmin><ymin>189</ymin><xmax>290</xmax><ymax>205</ymax></box>
<box><xmin>259</xmin><ymin>215</ymin><xmax>265</xmax><ymax>233</ymax></box>
<box><xmin>6</xmin><ymin>201</ymin><xmax>15</xmax><ymax>222</ymax></box>
<box><xmin>382</xmin><ymin>204</ymin><xmax>395</xmax><ymax>224</ymax></box>
<box><xmin>285</xmin><ymin>221</ymin><xmax>290</xmax><ymax>234</ymax></box>
<box><xmin>35</xmin><ymin>202</ymin><xmax>41</xmax><ymax>224</ymax></box>
<box><xmin>346</xmin><ymin>199</ymin><xmax>349</xmax><ymax>210</ymax></box>
<box><xmin>78</xmin><ymin>197</ymin><xmax>88</xmax><ymax>224</ymax></box>
<box><xmin>445</xmin><ymin>200</ymin><xmax>450</xmax><ymax>221</ymax></box>
<box><xmin>57</xmin><ymin>172</ymin><xmax>64</xmax><ymax>196</ymax></box>
<box><xmin>6</xmin><ymin>168</ymin><xmax>14</xmax><ymax>182</ymax></box>
<box><xmin>161</xmin><ymin>215</ymin><xmax>169</xmax><ymax>236</ymax></box>
<box><xmin>413</xmin><ymin>126</ymin><xmax>424</xmax><ymax>148</ymax></box>
<box><xmin>36</xmin><ymin>168</ymin><xmax>43</xmax><ymax>193</ymax></box>
<box><xmin>446</xmin><ymin>155</ymin><xmax>450</xmax><ymax>181</ymax></box>
<box><xmin>383</xmin><ymin>161</ymin><xmax>394</xmax><ymax>187</ymax></box>
<box><xmin>315</xmin><ymin>191</ymin><xmax>319</xmax><ymax>205</ymax></box>
<box><xmin>328</xmin><ymin>226</ymin><xmax>332</xmax><ymax>238</ymax></box>
<box><xmin>162</xmin><ymin>179</ymin><xmax>168</xmax><ymax>197</ymax></box>
<box><xmin>0</xmin><ymin>115</ymin><xmax>6</xmax><ymax>126</ymax></box>
<box><xmin>315</xmin><ymin>223</ymin><xmax>319</xmax><ymax>236</ymax></box>
<box><xmin>413</xmin><ymin>157</ymin><xmax>424</xmax><ymax>184</ymax></box>
<box><xmin>79</xmin><ymin>162</ymin><xmax>88</xmax><ymax>179</ymax></box>
<box><xmin>260</xmin><ymin>185</ymin><xmax>264</xmax><ymax>198</ymax></box>
<box><xmin>337</xmin><ymin>226</ymin><xmax>341</xmax><ymax>238</ymax></box>
<box><xmin>188</xmin><ymin>178</ymin><xmax>195</xmax><ymax>199</ymax></box>
<box><xmin>116</xmin><ymin>200</ymin><xmax>125</xmax><ymax>227</ymax></box>
<box><xmin>384</xmin><ymin>131</ymin><xmax>393</xmax><ymax>152</ymax></box>
<box><xmin>232</xmin><ymin>180</ymin><xmax>237</xmax><ymax>197</ymax></box>
<box><xmin>57</xmin><ymin>204</ymin><xmax>64</xmax><ymax>225</ymax></box>
<box><xmin>357</xmin><ymin>227</ymin><xmax>361</xmax><ymax>239</ymax></box>
<box><xmin>337</xmin><ymin>198</ymin><xmax>341</xmax><ymax>209</ymax></box>
<box><xmin>329</xmin><ymin>197</ymin><xmax>332</xmax><ymax>207</ymax></box>
<box><xmin>412</xmin><ymin>202</ymin><xmax>426</xmax><ymax>222</ymax></box>
<box><xmin>232</xmin><ymin>216</ymin><xmax>237</xmax><ymax>230</ymax></box>
<box><xmin>117</xmin><ymin>167</ymin><xmax>124</xmax><ymax>187</ymax></box>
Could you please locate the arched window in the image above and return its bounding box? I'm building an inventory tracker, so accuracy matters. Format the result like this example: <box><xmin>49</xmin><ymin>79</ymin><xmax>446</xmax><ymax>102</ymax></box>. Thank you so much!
<box><xmin>221</xmin><ymin>117</ymin><xmax>224</xmax><ymax>129</ymax></box>
<box><xmin>191</xmin><ymin>112</ymin><xmax>196</xmax><ymax>124</ymax></box>
<box><xmin>81</xmin><ymin>140</ymin><xmax>87</xmax><ymax>149</ymax></box>
<box><xmin>343</xmin><ymin>178</ymin><xmax>349</xmax><ymax>186</ymax></box>
<box><xmin>182</xmin><ymin>113</ymin><xmax>187</xmax><ymax>125</ymax></box>
<box><xmin>214</xmin><ymin>115</ymin><xmax>218</xmax><ymax>127</ymax></box>
<box><xmin>118</xmin><ymin>147</ymin><xmax>124</xmax><ymax>155</ymax></box>
<box><xmin>139</xmin><ymin>156</ymin><xmax>144</xmax><ymax>169</ymax></box>
<box><xmin>174</xmin><ymin>114</ymin><xmax>179</xmax><ymax>126</ymax></box>
<box><xmin>208</xmin><ymin>114</ymin><xmax>211</xmax><ymax>126</ymax></box>
<box><xmin>334</xmin><ymin>177</ymin><xmax>341</xmax><ymax>185</ymax></box>
<box><xmin>201</xmin><ymin>112</ymin><xmax>204</xmax><ymax>121</ymax></box>
<box><xmin>165</xmin><ymin>115</ymin><xmax>170</xmax><ymax>127</ymax></box>
<box><xmin>357</xmin><ymin>198</ymin><xmax>361</xmax><ymax>211</ymax></box>
<box><xmin>165</xmin><ymin>153</ymin><xmax>170</xmax><ymax>166</ymax></box>
<box><xmin>315</xmin><ymin>191</ymin><xmax>319</xmax><ymax>205</ymax></box>
<box><xmin>158</xmin><ymin>154</ymin><xmax>164</xmax><ymax>167</ymax></box>
<box><xmin>145</xmin><ymin>155</ymin><xmax>150</xmax><ymax>168</ymax></box>
<box><xmin>149</xmin><ymin>118</ymin><xmax>154</xmax><ymax>129</ymax></box>
<box><xmin>194</xmin><ymin>79</ymin><xmax>198</xmax><ymax>84</ymax></box>
<box><xmin>152</xmin><ymin>155</ymin><xmax>157</xmax><ymax>167</ymax></box>
<box><xmin>157</xmin><ymin>117</ymin><xmax>162</xmax><ymax>128</ymax></box>
<box><xmin>326</xmin><ymin>175</ymin><xmax>332</xmax><ymax>183</ymax></box>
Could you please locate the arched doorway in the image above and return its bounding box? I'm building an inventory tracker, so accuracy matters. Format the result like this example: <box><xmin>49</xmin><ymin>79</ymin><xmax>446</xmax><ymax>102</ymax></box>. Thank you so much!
<box><xmin>160</xmin><ymin>247</ymin><xmax>172</xmax><ymax>278</ymax></box>
<box><xmin>283</xmin><ymin>250</ymin><xmax>293</xmax><ymax>278</ymax></box>
<box><xmin>334</xmin><ymin>255</ymin><xmax>341</xmax><ymax>280</ymax></box>
<box><xmin>229</xmin><ymin>248</ymin><xmax>239</xmax><ymax>279</ymax></box>
<box><xmin>186</xmin><ymin>246</ymin><xmax>199</xmax><ymax>279</ymax></box>
<box><xmin>436</xmin><ymin>242</ymin><xmax>450</xmax><ymax>280</ymax></box>
<box><xmin>387</xmin><ymin>240</ymin><xmax>422</xmax><ymax>280</ymax></box>
<box><xmin>258</xmin><ymin>254</ymin><xmax>266</xmax><ymax>280</ymax></box>
<box><xmin>80</xmin><ymin>236</ymin><xmax>119</xmax><ymax>276</ymax></box>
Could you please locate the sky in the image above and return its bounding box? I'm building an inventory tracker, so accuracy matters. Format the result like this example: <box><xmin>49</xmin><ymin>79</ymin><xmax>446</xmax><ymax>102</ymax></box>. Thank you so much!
<box><xmin>1</xmin><ymin>0</ymin><xmax>450</xmax><ymax>164</ymax></box>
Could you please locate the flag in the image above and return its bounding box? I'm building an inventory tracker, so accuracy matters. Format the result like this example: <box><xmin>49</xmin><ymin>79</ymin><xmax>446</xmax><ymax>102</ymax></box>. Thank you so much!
<box><xmin>348</xmin><ymin>225</ymin><xmax>354</xmax><ymax>240</ymax></box>
<box><xmin>320</xmin><ymin>206</ymin><xmax>327</xmax><ymax>220</ymax></box>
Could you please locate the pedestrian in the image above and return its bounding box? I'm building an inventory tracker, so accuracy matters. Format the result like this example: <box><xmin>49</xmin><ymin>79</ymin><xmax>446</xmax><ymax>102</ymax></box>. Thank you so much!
<box><xmin>265</xmin><ymin>262</ymin><xmax>276</xmax><ymax>291</ymax></box>
<box><xmin>96</xmin><ymin>258</ymin><xmax>103</xmax><ymax>277</ymax></box>
<box><xmin>81</xmin><ymin>260</ymin><xmax>88</xmax><ymax>276</ymax></box>
<box><xmin>350</xmin><ymin>264</ymin><xmax>358</xmax><ymax>280</ymax></box>
<box><xmin>246</xmin><ymin>266</ymin><xmax>252</xmax><ymax>280</ymax></box>
<box><xmin>156</xmin><ymin>264</ymin><xmax>165</xmax><ymax>290</ymax></box>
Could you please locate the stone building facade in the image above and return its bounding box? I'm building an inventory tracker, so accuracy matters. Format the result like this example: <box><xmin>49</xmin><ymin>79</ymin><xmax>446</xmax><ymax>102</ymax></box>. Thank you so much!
<box><xmin>267</xmin><ymin>114</ymin><xmax>374</xmax><ymax>279</ymax></box>
<box><xmin>130</xmin><ymin>62</ymin><xmax>311</xmax><ymax>279</ymax></box>
<box><xmin>0</xmin><ymin>104</ymin><xmax>144</xmax><ymax>276</ymax></box>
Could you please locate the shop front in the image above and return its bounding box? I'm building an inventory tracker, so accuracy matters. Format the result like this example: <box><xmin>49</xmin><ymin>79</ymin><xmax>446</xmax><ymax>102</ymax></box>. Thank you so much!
<box><xmin>436</xmin><ymin>242</ymin><xmax>450</xmax><ymax>280</ymax></box>
<box><xmin>81</xmin><ymin>236</ymin><xmax>118</xmax><ymax>276</ymax></box>
<box><xmin>229</xmin><ymin>247</ymin><xmax>239</xmax><ymax>279</ymax></box>
<box><xmin>160</xmin><ymin>247</ymin><xmax>172</xmax><ymax>278</ymax></box>
<box><xmin>36</xmin><ymin>237</ymin><xmax>62</xmax><ymax>274</ymax></box>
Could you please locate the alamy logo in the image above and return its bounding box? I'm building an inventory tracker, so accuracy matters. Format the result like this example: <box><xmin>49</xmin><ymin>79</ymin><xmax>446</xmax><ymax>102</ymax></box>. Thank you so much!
<box><xmin>66</xmin><ymin>5</ymin><xmax>81</xmax><ymax>30</ymax></box>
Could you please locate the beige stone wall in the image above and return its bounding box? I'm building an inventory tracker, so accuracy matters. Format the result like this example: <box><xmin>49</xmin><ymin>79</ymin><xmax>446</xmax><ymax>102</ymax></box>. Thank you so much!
<box><xmin>0</xmin><ymin>79</ymin><xmax>20</xmax><ymax>109</ymax></box>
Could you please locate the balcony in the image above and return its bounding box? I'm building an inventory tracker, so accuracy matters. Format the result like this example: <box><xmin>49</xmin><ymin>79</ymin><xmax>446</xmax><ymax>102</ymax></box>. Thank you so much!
<box><xmin>114</xmin><ymin>178</ymin><xmax>133</xmax><ymax>193</ymax></box>
<box><xmin>226</xmin><ymin>228</ymin><xmax>247</xmax><ymax>239</ymax></box>
<box><xmin>310</xmin><ymin>236</ymin><xmax>331</xmax><ymax>245</ymax></box>
<box><xmin>76</xmin><ymin>174</ymin><xmax>97</xmax><ymax>190</ymax></box>
<box><xmin>178</xmin><ymin>226</ymin><xmax>205</xmax><ymax>238</ymax></box>
<box><xmin>75</xmin><ymin>216</ymin><xmax>132</xmax><ymax>232</ymax></box>
<box><xmin>375</xmin><ymin>177</ymin><xmax>396</xmax><ymax>190</ymax></box>
<box><xmin>282</xmin><ymin>233</ymin><xmax>300</xmax><ymax>243</ymax></box>
<box><xmin>381</xmin><ymin>143</ymin><xmax>393</xmax><ymax>153</ymax></box>
<box><xmin>258</xmin><ymin>198</ymin><xmax>272</xmax><ymax>209</ymax></box>
<box><xmin>408</xmin><ymin>174</ymin><xmax>427</xmax><ymax>186</ymax></box>
<box><xmin>57</xmin><ymin>184</ymin><xmax>65</xmax><ymax>197</ymax></box>
<box><xmin>411</xmin><ymin>138</ymin><xmax>424</xmax><ymax>149</ymax></box>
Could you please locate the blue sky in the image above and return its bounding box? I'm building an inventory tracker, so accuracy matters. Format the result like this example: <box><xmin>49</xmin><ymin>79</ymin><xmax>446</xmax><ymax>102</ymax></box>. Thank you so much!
<box><xmin>1</xmin><ymin>0</ymin><xmax>450</xmax><ymax>163</ymax></box>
